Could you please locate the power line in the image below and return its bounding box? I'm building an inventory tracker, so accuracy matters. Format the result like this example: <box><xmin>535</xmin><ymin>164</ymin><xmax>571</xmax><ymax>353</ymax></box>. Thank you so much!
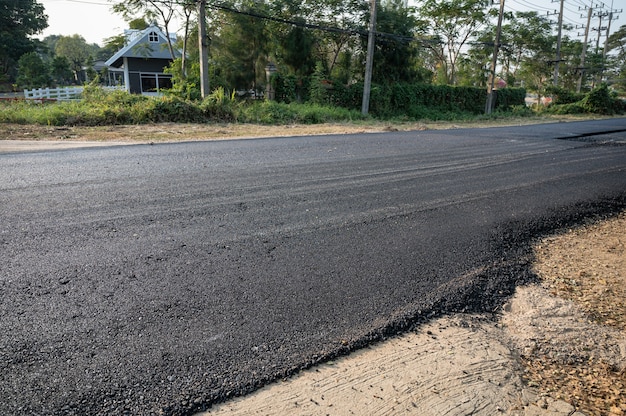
<box><xmin>207</xmin><ymin>1</ymin><xmax>440</xmax><ymax>47</ymax></box>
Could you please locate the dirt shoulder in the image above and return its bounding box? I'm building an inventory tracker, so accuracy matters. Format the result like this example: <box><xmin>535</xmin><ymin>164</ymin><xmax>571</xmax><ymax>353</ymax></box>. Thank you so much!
<box><xmin>0</xmin><ymin>115</ymin><xmax>604</xmax><ymax>145</ymax></box>
<box><xmin>202</xmin><ymin>213</ymin><xmax>625</xmax><ymax>416</ymax></box>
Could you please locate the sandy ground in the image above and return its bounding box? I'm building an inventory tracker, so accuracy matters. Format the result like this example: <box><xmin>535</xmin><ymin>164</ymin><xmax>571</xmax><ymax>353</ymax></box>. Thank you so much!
<box><xmin>203</xmin><ymin>213</ymin><xmax>626</xmax><ymax>416</ymax></box>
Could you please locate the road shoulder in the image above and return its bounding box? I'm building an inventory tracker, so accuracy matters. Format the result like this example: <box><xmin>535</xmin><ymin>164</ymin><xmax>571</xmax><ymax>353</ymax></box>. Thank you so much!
<box><xmin>203</xmin><ymin>213</ymin><xmax>626</xmax><ymax>416</ymax></box>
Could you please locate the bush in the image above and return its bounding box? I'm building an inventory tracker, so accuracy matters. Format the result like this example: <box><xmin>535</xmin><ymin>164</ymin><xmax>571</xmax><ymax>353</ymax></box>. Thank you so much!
<box><xmin>543</xmin><ymin>102</ymin><xmax>587</xmax><ymax>115</ymax></box>
<box><xmin>200</xmin><ymin>87</ymin><xmax>237</xmax><ymax>122</ymax></box>
<box><xmin>326</xmin><ymin>82</ymin><xmax>525</xmax><ymax>118</ymax></box>
<box><xmin>580</xmin><ymin>84</ymin><xmax>623</xmax><ymax>115</ymax></box>
<box><xmin>235</xmin><ymin>100</ymin><xmax>365</xmax><ymax>125</ymax></box>
<box><xmin>145</xmin><ymin>96</ymin><xmax>205</xmax><ymax>123</ymax></box>
<box><xmin>544</xmin><ymin>86</ymin><xmax>584</xmax><ymax>105</ymax></box>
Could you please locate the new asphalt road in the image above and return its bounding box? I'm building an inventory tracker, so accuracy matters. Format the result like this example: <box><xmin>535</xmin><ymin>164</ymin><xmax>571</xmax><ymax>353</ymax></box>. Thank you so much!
<box><xmin>2</xmin><ymin>119</ymin><xmax>626</xmax><ymax>415</ymax></box>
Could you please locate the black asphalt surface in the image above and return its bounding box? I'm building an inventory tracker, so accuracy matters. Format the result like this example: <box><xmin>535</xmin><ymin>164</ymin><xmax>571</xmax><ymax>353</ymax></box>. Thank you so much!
<box><xmin>2</xmin><ymin>118</ymin><xmax>626</xmax><ymax>415</ymax></box>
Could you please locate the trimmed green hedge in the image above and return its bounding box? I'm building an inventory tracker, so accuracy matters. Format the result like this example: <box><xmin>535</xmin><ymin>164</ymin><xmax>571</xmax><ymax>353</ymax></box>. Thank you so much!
<box><xmin>272</xmin><ymin>76</ymin><xmax>526</xmax><ymax>118</ymax></box>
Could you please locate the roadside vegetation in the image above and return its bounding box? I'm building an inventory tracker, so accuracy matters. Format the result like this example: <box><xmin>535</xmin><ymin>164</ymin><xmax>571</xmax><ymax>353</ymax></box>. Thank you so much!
<box><xmin>0</xmin><ymin>1</ymin><xmax>624</xmax><ymax>129</ymax></box>
<box><xmin>0</xmin><ymin>82</ymin><xmax>623</xmax><ymax>128</ymax></box>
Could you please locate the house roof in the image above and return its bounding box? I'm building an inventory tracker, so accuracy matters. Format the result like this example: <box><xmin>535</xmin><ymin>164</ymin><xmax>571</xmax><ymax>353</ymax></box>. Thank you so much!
<box><xmin>105</xmin><ymin>24</ymin><xmax>180</xmax><ymax>68</ymax></box>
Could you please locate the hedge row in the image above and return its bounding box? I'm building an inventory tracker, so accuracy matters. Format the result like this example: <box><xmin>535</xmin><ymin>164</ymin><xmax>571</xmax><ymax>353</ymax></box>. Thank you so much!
<box><xmin>272</xmin><ymin>74</ymin><xmax>526</xmax><ymax>117</ymax></box>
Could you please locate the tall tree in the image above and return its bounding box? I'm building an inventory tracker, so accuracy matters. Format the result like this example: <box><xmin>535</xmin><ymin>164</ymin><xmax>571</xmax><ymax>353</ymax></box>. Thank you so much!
<box><xmin>16</xmin><ymin>51</ymin><xmax>49</xmax><ymax>88</ymax></box>
<box><xmin>607</xmin><ymin>25</ymin><xmax>626</xmax><ymax>92</ymax></box>
<box><xmin>0</xmin><ymin>0</ymin><xmax>47</xmax><ymax>84</ymax></box>
<box><xmin>368</xmin><ymin>0</ymin><xmax>424</xmax><ymax>84</ymax></box>
<box><xmin>55</xmin><ymin>35</ymin><xmax>93</xmax><ymax>83</ymax></box>
<box><xmin>306</xmin><ymin>0</ymin><xmax>366</xmax><ymax>82</ymax></box>
<box><xmin>211</xmin><ymin>0</ymin><xmax>270</xmax><ymax>92</ymax></box>
<box><xmin>111</xmin><ymin>0</ymin><xmax>180</xmax><ymax>60</ymax></box>
<box><xmin>267</xmin><ymin>0</ymin><xmax>320</xmax><ymax>77</ymax></box>
<box><xmin>51</xmin><ymin>55</ymin><xmax>73</xmax><ymax>86</ymax></box>
<box><xmin>416</xmin><ymin>0</ymin><xmax>492</xmax><ymax>85</ymax></box>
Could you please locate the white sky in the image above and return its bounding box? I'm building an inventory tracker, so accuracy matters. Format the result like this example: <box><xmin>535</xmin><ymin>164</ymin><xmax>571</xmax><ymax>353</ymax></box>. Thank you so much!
<box><xmin>37</xmin><ymin>0</ymin><xmax>626</xmax><ymax>47</ymax></box>
<box><xmin>38</xmin><ymin>0</ymin><xmax>131</xmax><ymax>45</ymax></box>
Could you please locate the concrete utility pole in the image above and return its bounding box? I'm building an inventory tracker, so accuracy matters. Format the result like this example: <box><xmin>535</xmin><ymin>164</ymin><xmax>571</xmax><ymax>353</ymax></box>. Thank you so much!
<box><xmin>198</xmin><ymin>0</ymin><xmax>210</xmax><ymax>99</ymax></box>
<box><xmin>552</xmin><ymin>0</ymin><xmax>565</xmax><ymax>86</ymax></box>
<box><xmin>362</xmin><ymin>0</ymin><xmax>377</xmax><ymax>115</ymax></box>
<box><xmin>592</xmin><ymin>10</ymin><xmax>608</xmax><ymax>89</ymax></box>
<box><xmin>485</xmin><ymin>0</ymin><xmax>505</xmax><ymax>115</ymax></box>
<box><xmin>600</xmin><ymin>1</ymin><xmax>623</xmax><ymax>84</ymax></box>
<box><xmin>577</xmin><ymin>5</ymin><xmax>594</xmax><ymax>93</ymax></box>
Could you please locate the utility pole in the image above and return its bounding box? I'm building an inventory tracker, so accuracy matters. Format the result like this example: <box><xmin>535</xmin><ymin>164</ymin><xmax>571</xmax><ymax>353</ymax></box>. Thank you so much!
<box><xmin>362</xmin><ymin>0</ymin><xmax>377</xmax><ymax>115</ymax></box>
<box><xmin>576</xmin><ymin>5</ymin><xmax>594</xmax><ymax>93</ymax></box>
<box><xmin>552</xmin><ymin>0</ymin><xmax>565</xmax><ymax>86</ymax></box>
<box><xmin>600</xmin><ymin>1</ymin><xmax>623</xmax><ymax>84</ymax></box>
<box><xmin>485</xmin><ymin>0</ymin><xmax>505</xmax><ymax>115</ymax></box>
<box><xmin>198</xmin><ymin>0</ymin><xmax>210</xmax><ymax>99</ymax></box>
<box><xmin>592</xmin><ymin>9</ymin><xmax>608</xmax><ymax>88</ymax></box>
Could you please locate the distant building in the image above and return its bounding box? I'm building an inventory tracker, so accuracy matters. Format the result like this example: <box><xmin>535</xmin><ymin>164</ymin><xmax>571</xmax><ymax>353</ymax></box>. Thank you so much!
<box><xmin>105</xmin><ymin>24</ymin><xmax>180</xmax><ymax>95</ymax></box>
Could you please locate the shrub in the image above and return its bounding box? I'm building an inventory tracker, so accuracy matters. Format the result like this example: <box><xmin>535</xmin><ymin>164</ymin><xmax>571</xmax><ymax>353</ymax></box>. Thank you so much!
<box><xmin>580</xmin><ymin>84</ymin><xmax>616</xmax><ymax>114</ymax></box>
<box><xmin>542</xmin><ymin>102</ymin><xmax>586</xmax><ymax>115</ymax></box>
<box><xmin>544</xmin><ymin>86</ymin><xmax>584</xmax><ymax>105</ymax></box>
<box><xmin>146</xmin><ymin>96</ymin><xmax>205</xmax><ymax>123</ymax></box>
<box><xmin>200</xmin><ymin>87</ymin><xmax>237</xmax><ymax>122</ymax></box>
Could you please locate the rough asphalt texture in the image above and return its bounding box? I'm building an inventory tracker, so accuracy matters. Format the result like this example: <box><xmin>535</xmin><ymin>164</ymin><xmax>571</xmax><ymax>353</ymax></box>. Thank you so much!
<box><xmin>1</xmin><ymin>119</ymin><xmax>626</xmax><ymax>415</ymax></box>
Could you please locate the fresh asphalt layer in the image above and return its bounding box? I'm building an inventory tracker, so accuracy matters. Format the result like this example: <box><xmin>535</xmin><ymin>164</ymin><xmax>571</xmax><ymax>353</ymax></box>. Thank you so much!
<box><xmin>1</xmin><ymin>119</ymin><xmax>626</xmax><ymax>415</ymax></box>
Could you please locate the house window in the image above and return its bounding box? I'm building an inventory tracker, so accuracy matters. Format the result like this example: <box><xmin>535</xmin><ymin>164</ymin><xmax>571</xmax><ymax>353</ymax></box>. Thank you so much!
<box><xmin>148</xmin><ymin>31</ymin><xmax>159</xmax><ymax>43</ymax></box>
<box><xmin>140</xmin><ymin>73</ymin><xmax>172</xmax><ymax>94</ymax></box>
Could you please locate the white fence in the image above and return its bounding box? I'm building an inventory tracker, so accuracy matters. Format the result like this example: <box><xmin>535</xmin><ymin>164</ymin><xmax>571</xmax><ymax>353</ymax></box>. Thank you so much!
<box><xmin>23</xmin><ymin>86</ymin><xmax>125</xmax><ymax>101</ymax></box>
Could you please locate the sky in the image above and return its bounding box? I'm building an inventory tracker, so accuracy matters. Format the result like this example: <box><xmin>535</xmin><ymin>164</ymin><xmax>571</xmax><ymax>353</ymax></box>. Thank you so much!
<box><xmin>38</xmin><ymin>0</ymin><xmax>130</xmax><ymax>45</ymax></box>
<box><xmin>37</xmin><ymin>0</ymin><xmax>626</xmax><ymax>47</ymax></box>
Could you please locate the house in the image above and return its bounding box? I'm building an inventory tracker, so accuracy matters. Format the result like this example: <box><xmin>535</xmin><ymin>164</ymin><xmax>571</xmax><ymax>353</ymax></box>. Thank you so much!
<box><xmin>105</xmin><ymin>24</ymin><xmax>180</xmax><ymax>95</ymax></box>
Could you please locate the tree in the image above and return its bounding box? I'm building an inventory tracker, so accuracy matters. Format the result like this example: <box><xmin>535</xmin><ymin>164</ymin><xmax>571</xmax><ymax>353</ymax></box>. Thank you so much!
<box><xmin>306</xmin><ymin>0</ymin><xmax>366</xmax><ymax>83</ymax></box>
<box><xmin>416</xmin><ymin>0</ymin><xmax>492</xmax><ymax>85</ymax></box>
<box><xmin>16</xmin><ymin>51</ymin><xmax>49</xmax><ymax>88</ymax></box>
<box><xmin>368</xmin><ymin>0</ymin><xmax>424</xmax><ymax>84</ymax></box>
<box><xmin>111</xmin><ymin>0</ymin><xmax>180</xmax><ymax>60</ymax></box>
<box><xmin>211</xmin><ymin>0</ymin><xmax>270</xmax><ymax>92</ymax></box>
<box><xmin>55</xmin><ymin>35</ymin><xmax>93</xmax><ymax>83</ymax></box>
<box><xmin>266</xmin><ymin>0</ymin><xmax>319</xmax><ymax>78</ymax></box>
<box><xmin>607</xmin><ymin>24</ymin><xmax>626</xmax><ymax>92</ymax></box>
<box><xmin>0</xmin><ymin>0</ymin><xmax>48</xmax><ymax>84</ymax></box>
<box><xmin>51</xmin><ymin>56</ymin><xmax>73</xmax><ymax>86</ymax></box>
<box><xmin>556</xmin><ymin>36</ymin><xmax>584</xmax><ymax>91</ymax></box>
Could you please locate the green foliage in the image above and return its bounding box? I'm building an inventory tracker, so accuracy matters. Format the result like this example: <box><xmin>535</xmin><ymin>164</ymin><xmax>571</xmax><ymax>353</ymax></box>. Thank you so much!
<box><xmin>0</xmin><ymin>86</ymin><xmax>366</xmax><ymax>126</ymax></box>
<box><xmin>494</xmin><ymin>88</ymin><xmax>527</xmax><ymax>109</ymax></box>
<box><xmin>506</xmin><ymin>105</ymin><xmax>534</xmax><ymax>117</ymax></box>
<box><xmin>544</xmin><ymin>86</ymin><xmax>584</xmax><ymax>105</ymax></box>
<box><xmin>146</xmin><ymin>96</ymin><xmax>205</xmax><ymax>123</ymax></box>
<box><xmin>320</xmin><ymin>82</ymin><xmax>525</xmax><ymax>119</ymax></box>
<box><xmin>200</xmin><ymin>87</ymin><xmax>237</xmax><ymax>122</ymax></box>
<box><xmin>51</xmin><ymin>56</ymin><xmax>74</xmax><ymax>86</ymax></box>
<box><xmin>579</xmin><ymin>84</ymin><xmax>621</xmax><ymax>115</ymax></box>
<box><xmin>543</xmin><ymin>102</ymin><xmax>586</xmax><ymax>115</ymax></box>
<box><xmin>272</xmin><ymin>72</ymin><xmax>306</xmax><ymax>104</ymax></box>
<box><xmin>309</xmin><ymin>62</ymin><xmax>330</xmax><ymax>106</ymax></box>
<box><xmin>16</xmin><ymin>52</ymin><xmax>50</xmax><ymax>89</ymax></box>
<box><xmin>417</xmin><ymin>0</ymin><xmax>493</xmax><ymax>85</ymax></box>
<box><xmin>165</xmin><ymin>58</ymin><xmax>202</xmax><ymax>101</ymax></box>
<box><xmin>541</xmin><ymin>85</ymin><xmax>625</xmax><ymax>115</ymax></box>
<box><xmin>237</xmin><ymin>101</ymin><xmax>364</xmax><ymax>124</ymax></box>
<box><xmin>0</xmin><ymin>0</ymin><xmax>48</xmax><ymax>84</ymax></box>
<box><xmin>54</xmin><ymin>35</ymin><xmax>93</xmax><ymax>83</ymax></box>
<box><xmin>369</xmin><ymin>0</ymin><xmax>424</xmax><ymax>84</ymax></box>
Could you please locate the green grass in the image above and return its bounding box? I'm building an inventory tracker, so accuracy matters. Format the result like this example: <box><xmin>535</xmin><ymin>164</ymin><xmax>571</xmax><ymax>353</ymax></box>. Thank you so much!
<box><xmin>1</xmin><ymin>86</ymin><xmax>622</xmax><ymax>128</ymax></box>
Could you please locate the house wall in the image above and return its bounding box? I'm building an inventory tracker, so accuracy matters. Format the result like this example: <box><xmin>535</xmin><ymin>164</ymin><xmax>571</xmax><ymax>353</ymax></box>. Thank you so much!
<box><xmin>125</xmin><ymin>58</ymin><xmax>173</xmax><ymax>95</ymax></box>
<box><xmin>126</xmin><ymin>58</ymin><xmax>172</xmax><ymax>73</ymax></box>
